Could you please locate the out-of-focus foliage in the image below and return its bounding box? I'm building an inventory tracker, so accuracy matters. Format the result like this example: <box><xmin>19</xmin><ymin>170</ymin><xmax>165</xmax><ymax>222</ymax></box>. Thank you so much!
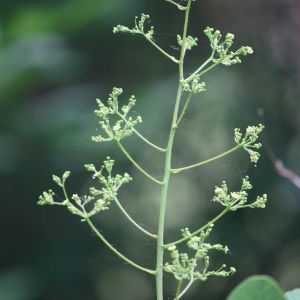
<box><xmin>227</xmin><ymin>275</ymin><xmax>285</xmax><ymax>300</ymax></box>
<box><xmin>1</xmin><ymin>0</ymin><xmax>300</xmax><ymax>299</ymax></box>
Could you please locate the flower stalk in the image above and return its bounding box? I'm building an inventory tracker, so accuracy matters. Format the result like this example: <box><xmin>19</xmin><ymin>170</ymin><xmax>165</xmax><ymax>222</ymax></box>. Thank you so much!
<box><xmin>37</xmin><ymin>0</ymin><xmax>267</xmax><ymax>299</ymax></box>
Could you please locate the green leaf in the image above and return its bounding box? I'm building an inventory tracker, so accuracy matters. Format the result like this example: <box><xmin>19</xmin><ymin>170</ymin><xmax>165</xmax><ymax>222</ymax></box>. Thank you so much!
<box><xmin>227</xmin><ymin>275</ymin><xmax>285</xmax><ymax>300</ymax></box>
<box><xmin>285</xmin><ymin>288</ymin><xmax>300</xmax><ymax>300</ymax></box>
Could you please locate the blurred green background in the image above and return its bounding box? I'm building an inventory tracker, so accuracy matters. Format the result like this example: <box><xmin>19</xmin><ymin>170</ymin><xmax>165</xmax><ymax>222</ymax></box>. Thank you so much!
<box><xmin>1</xmin><ymin>0</ymin><xmax>300</xmax><ymax>299</ymax></box>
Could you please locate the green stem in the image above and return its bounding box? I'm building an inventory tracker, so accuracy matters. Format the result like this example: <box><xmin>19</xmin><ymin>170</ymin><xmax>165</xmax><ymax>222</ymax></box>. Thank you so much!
<box><xmin>175</xmin><ymin>256</ymin><xmax>197</xmax><ymax>299</ymax></box>
<box><xmin>164</xmin><ymin>207</ymin><xmax>230</xmax><ymax>248</ymax></box>
<box><xmin>171</xmin><ymin>144</ymin><xmax>242</xmax><ymax>173</ymax></box>
<box><xmin>197</xmin><ymin>60</ymin><xmax>222</xmax><ymax>78</ymax></box>
<box><xmin>165</xmin><ymin>0</ymin><xmax>186</xmax><ymax>10</ymax></box>
<box><xmin>61</xmin><ymin>182</ymin><xmax>69</xmax><ymax>202</ymax></box>
<box><xmin>191</xmin><ymin>47</ymin><xmax>246</xmax><ymax>82</ymax></box>
<box><xmin>176</xmin><ymin>92</ymin><xmax>193</xmax><ymax>128</ymax></box>
<box><xmin>113</xmin><ymin>196</ymin><xmax>157</xmax><ymax>238</ymax></box>
<box><xmin>86</xmin><ymin>218</ymin><xmax>156</xmax><ymax>275</ymax></box>
<box><xmin>133</xmin><ymin>128</ymin><xmax>167</xmax><ymax>152</ymax></box>
<box><xmin>156</xmin><ymin>84</ymin><xmax>182</xmax><ymax>300</ymax></box>
<box><xmin>145</xmin><ymin>36</ymin><xmax>179</xmax><ymax>64</ymax></box>
<box><xmin>116</xmin><ymin>111</ymin><xmax>166</xmax><ymax>152</ymax></box>
<box><xmin>177</xmin><ymin>278</ymin><xmax>194</xmax><ymax>299</ymax></box>
<box><xmin>184</xmin><ymin>51</ymin><xmax>215</xmax><ymax>83</ymax></box>
<box><xmin>175</xmin><ymin>280</ymin><xmax>184</xmax><ymax>300</ymax></box>
<box><xmin>177</xmin><ymin>256</ymin><xmax>197</xmax><ymax>299</ymax></box>
<box><xmin>156</xmin><ymin>1</ymin><xmax>192</xmax><ymax>299</ymax></box>
<box><xmin>116</xmin><ymin>140</ymin><xmax>163</xmax><ymax>185</ymax></box>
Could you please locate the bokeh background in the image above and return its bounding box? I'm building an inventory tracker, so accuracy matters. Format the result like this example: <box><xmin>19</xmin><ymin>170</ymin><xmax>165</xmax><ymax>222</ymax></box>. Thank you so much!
<box><xmin>1</xmin><ymin>0</ymin><xmax>300</xmax><ymax>299</ymax></box>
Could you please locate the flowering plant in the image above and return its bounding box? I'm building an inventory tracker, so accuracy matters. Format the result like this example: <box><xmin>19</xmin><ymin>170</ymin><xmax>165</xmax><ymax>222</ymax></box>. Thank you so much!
<box><xmin>38</xmin><ymin>1</ymin><xmax>268</xmax><ymax>299</ymax></box>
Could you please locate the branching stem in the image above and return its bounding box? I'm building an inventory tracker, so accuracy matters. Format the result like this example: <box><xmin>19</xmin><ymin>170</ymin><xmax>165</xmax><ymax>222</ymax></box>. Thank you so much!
<box><xmin>38</xmin><ymin>1</ymin><xmax>263</xmax><ymax>299</ymax></box>
<box><xmin>185</xmin><ymin>51</ymin><xmax>215</xmax><ymax>83</ymax></box>
<box><xmin>197</xmin><ymin>60</ymin><xmax>222</xmax><ymax>78</ymax></box>
<box><xmin>156</xmin><ymin>1</ymin><xmax>193</xmax><ymax>299</ymax></box>
<box><xmin>176</xmin><ymin>92</ymin><xmax>193</xmax><ymax>128</ymax></box>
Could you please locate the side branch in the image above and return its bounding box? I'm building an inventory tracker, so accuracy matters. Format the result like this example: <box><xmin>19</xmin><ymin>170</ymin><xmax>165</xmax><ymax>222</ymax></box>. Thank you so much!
<box><xmin>176</xmin><ymin>93</ymin><xmax>193</xmax><ymax>128</ymax></box>
<box><xmin>113</xmin><ymin>14</ymin><xmax>179</xmax><ymax>64</ymax></box>
<box><xmin>133</xmin><ymin>128</ymin><xmax>167</xmax><ymax>152</ymax></box>
<box><xmin>114</xmin><ymin>196</ymin><xmax>157</xmax><ymax>238</ymax></box>
<box><xmin>171</xmin><ymin>144</ymin><xmax>242</xmax><ymax>173</ymax></box>
<box><xmin>86</xmin><ymin>218</ymin><xmax>156</xmax><ymax>275</ymax></box>
<box><xmin>116</xmin><ymin>111</ymin><xmax>166</xmax><ymax>152</ymax></box>
<box><xmin>145</xmin><ymin>36</ymin><xmax>179</xmax><ymax>64</ymax></box>
<box><xmin>164</xmin><ymin>207</ymin><xmax>230</xmax><ymax>248</ymax></box>
<box><xmin>116</xmin><ymin>140</ymin><xmax>163</xmax><ymax>185</ymax></box>
<box><xmin>176</xmin><ymin>276</ymin><xmax>195</xmax><ymax>299</ymax></box>
<box><xmin>165</xmin><ymin>0</ymin><xmax>187</xmax><ymax>10</ymax></box>
<box><xmin>185</xmin><ymin>53</ymin><xmax>215</xmax><ymax>83</ymax></box>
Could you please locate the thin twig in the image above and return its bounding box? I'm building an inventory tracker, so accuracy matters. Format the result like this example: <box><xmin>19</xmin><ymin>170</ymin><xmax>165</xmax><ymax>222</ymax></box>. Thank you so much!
<box><xmin>171</xmin><ymin>145</ymin><xmax>242</xmax><ymax>173</ymax></box>
<box><xmin>116</xmin><ymin>110</ymin><xmax>166</xmax><ymax>152</ymax></box>
<box><xmin>145</xmin><ymin>35</ymin><xmax>179</xmax><ymax>63</ymax></box>
<box><xmin>116</xmin><ymin>140</ymin><xmax>163</xmax><ymax>185</ymax></box>
<box><xmin>113</xmin><ymin>196</ymin><xmax>157</xmax><ymax>238</ymax></box>
<box><xmin>86</xmin><ymin>218</ymin><xmax>156</xmax><ymax>275</ymax></box>
<box><xmin>164</xmin><ymin>207</ymin><xmax>230</xmax><ymax>248</ymax></box>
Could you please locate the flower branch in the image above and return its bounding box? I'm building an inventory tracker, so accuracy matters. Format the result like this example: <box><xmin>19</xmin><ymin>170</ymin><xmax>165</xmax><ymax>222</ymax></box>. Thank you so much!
<box><xmin>172</xmin><ymin>124</ymin><xmax>264</xmax><ymax>174</ymax></box>
<box><xmin>116</xmin><ymin>140</ymin><xmax>163</xmax><ymax>185</ymax></box>
<box><xmin>86</xmin><ymin>218</ymin><xmax>156</xmax><ymax>275</ymax></box>
<box><xmin>113</xmin><ymin>14</ymin><xmax>179</xmax><ymax>64</ymax></box>
<box><xmin>113</xmin><ymin>195</ymin><xmax>157</xmax><ymax>238</ymax></box>
<box><xmin>171</xmin><ymin>145</ymin><xmax>242</xmax><ymax>174</ymax></box>
<box><xmin>115</xmin><ymin>109</ymin><xmax>166</xmax><ymax>152</ymax></box>
<box><xmin>165</xmin><ymin>0</ymin><xmax>187</xmax><ymax>11</ymax></box>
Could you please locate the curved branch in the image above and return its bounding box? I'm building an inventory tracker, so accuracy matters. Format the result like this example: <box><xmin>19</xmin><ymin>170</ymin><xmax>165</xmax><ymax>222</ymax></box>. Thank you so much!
<box><xmin>176</xmin><ymin>93</ymin><xmax>193</xmax><ymax>128</ymax></box>
<box><xmin>164</xmin><ymin>207</ymin><xmax>230</xmax><ymax>248</ymax></box>
<box><xmin>113</xmin><ymin>196</ymin><xmax>157</xmax><ymax>238</ymax></box>
<box><xmin>115</xmin><ymin>111</ymin><xmax>166</xmax><ymax>152</ymax></box>
<box><xmin>165</xmin><ymin>0</ymin><xmax>187</xmax><ymax>10</ymax></box>
<box><xmin>116</xmin><ymin>140</ymin><xmax>163</xmax><ymax>185</ymax></box>
<box><xmin>86</xmin><ymin>218</ymin><xmax>156</xmax><ymax>275</ymax></box>
<box><xmin>145</xmin><ymin>35</ymin><xmax>179</xmax><ymax>63</ymax></box>
<box><xmin>184</xmin><ymin>53</ymin><xmax>215</xmax><ymax>83</ymax></box>
<box><xmin>171</xmin><ymin>144</ymin><xmax>242</xmax><ymax>173</ymax></box>
<box><xmin>133</xmin><ymin>128</ymin><xmax>167</xmax><ymax>152</ymax></box>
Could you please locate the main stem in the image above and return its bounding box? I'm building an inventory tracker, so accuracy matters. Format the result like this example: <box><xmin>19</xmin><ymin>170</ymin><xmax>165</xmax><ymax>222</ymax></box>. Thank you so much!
<box><xmin>156</xmin><ymin>84</ymin><xmax>183</xmax><ymax>300</ymax></box>
<box><xmin>155</xmin><ymin>2</ymin><xmax>192</xmax><ymax>299</ymax></box>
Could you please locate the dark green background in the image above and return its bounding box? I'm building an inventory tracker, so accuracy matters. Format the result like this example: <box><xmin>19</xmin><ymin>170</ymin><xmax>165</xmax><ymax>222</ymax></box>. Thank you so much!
<box><xmin>1</xmin><ymin>0</ymin><xmax>300</xmax><ymax>299</ymax></box>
